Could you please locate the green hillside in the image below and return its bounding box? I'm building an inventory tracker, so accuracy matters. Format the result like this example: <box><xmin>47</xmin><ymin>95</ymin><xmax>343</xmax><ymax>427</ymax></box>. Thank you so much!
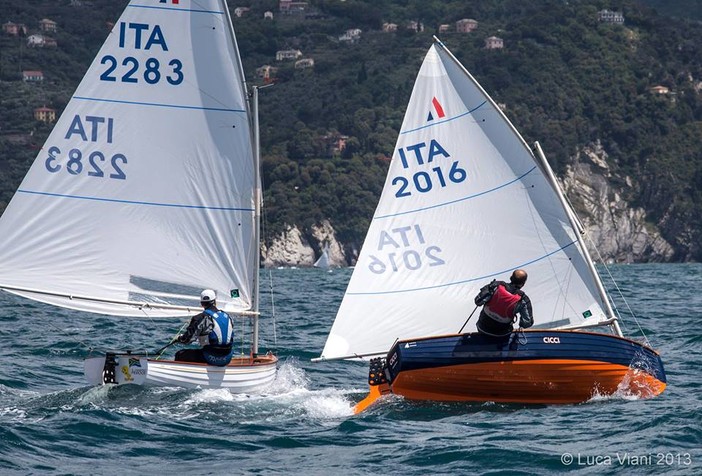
<box><xmin>1</xmin><ymin>0</ymin><xmax>702</xmax><ymax>260</ymax></box>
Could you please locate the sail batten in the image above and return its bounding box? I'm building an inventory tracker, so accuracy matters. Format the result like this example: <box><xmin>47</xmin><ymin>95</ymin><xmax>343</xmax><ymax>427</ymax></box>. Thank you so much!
<box><xmin>399</xmin><ymin>100</ymin><xmax>488</xmax><ymax>135</ymax></box>
<box><xmin>72</xmin><ymin>95</ymin><xmax>247</xmax><ymax>113</ymax></box>
<box><xmin>16</xmin><ymin>189</ymin><xmax>254</xmax><ymax>211</ymax></box>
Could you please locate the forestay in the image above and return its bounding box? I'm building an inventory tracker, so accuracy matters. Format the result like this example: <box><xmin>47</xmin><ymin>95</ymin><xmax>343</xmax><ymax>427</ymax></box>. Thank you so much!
<box><xmin>320</xmin><ymin>42</ymin><xmax>611</xmax><ymax>360</ymax></box>
<box><xmin>0</xmin><ymin>0</ymin><xmax>258</xmax><ymax>317</ymax></box>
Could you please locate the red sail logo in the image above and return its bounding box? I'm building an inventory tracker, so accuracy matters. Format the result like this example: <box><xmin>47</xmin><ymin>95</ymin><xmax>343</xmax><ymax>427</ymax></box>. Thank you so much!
<box><xmin>427</xmin><ymin>97</ymin><xmax>446</xmax><ymax>121</ymax></box>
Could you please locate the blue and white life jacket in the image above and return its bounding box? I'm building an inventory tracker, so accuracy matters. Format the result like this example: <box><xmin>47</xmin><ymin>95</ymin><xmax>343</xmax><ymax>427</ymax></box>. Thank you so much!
<box><xmin>204</xmin><ymin>309</ymin><xmax>233</xmax><ymax>346</ymax></box>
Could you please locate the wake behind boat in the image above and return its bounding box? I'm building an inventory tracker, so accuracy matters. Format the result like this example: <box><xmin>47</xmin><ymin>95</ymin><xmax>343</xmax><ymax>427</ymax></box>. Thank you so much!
<box><xmin>0</xmin><ymin>0</ymin><xmax>277</xmax><ymax>390</ymax></box>
<box><xmin>315</xmin><ymin>38</ymin><xmax>665</xmax><ymax>412</ymax></box>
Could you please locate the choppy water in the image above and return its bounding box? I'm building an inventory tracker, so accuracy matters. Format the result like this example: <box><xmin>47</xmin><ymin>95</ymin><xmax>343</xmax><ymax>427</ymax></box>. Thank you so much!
<box><xmin>0</xmin><ymin>264</ymin><xmax>700</xmax><ymax>475</ymax></box>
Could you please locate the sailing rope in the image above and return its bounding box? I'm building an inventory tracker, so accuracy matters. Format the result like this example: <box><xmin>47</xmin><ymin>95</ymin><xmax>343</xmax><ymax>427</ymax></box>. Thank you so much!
<box><xmin>44</xmin><ymin>318</ymin><xmax>100</xmax><ymax>355</ymax></box>
<box><xmin>260</xmin><ymin>186</ymin><xmax>278</xmax><ymax>350</ymax></box>
<box><xmin>240</xmin><ymin>310</ymin><xmax>247</xmax><ymax>355</ymax></box>
<box><xmin>268</xmin><ymin>269</ymin><xmax>278</xmax><ymax>348</ymax></box>
<box><xmin>584</xmin><ymin>234</ymin><xmax>652</xmax><ymax>347</ymax></box>
<box><xmin>153</xmin><ymin>321</ymin><xmax>188</xmax><ymax>360</ymax></box>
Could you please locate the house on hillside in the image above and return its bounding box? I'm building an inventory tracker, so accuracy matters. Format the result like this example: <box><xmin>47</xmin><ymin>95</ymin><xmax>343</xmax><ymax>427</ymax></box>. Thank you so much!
<box><xmin>264</xmin><ymin>11</ymin><xmax>274</xmax><ymax>20</ymax></box>
<box><xmin>598</xmin><ymin>9</ymin><xmax>624</xmax><ymax>24</ymax></box>
<box><xmin>438</xmin><ymin>24</ymin><xmax>450</xmax><ymax>34</ymax></box>
<box><xmin>27</xmin><ymin>34</ymin><xmax>45</xmax><ymax>47</ymax></box>
<box><xmin>276</xmin><ymin>49</ymin><xmax>302</xmax><ymax>61</ymax></box>
<box><xmin>39</xmin><ymin>18</ymin><xmax>58</xmax><ymax>33</ymax></box>
<box><xmin>27</xmin><ymin>34</ymin><xmax>57</xmax><ymax>48</ymax></box>
<box><xmin>339</xmin><ymin>28</ymin><xmax>361</xmax><ymax>43</ymax></box>
<box><xmin>234</xmin><ymin>7</ymin><xmax>250</xmax><ymax>17</ymax></box>
<box><xmin>649</xmin><ymin>85</ymin><xmax>670</xmax><ymax>95</ymax></box>
<box><xmin>34</xmin><ymin>106</ymin><xmax>56</xmax><ymax>123</ymax></box>
<box><xmin>279</xmin><ymin>0</ymin><xmax>308</xmax><ymax>14</ymax></box>
<box><xmin>407</xmin><ymin>21</ymin><xmax>423</xmax><ymax>32</ymax></box>
<box><xmin>294</xmin><ymin>58</ymin><xmax>314</xmax><ymax>69</ymax></box>
<box><xmin>322</xmin><ymin>133</ymin><xmax>349</xmax><ymax>156</ymax></box>
<box><xmin>3</xmin><ymin>22</ymin><xmax>27</xmax><ymax>36</ymax></box>
<box><xmin>23</xmin><ymin>70</ymin><xmax>44</xmax><ymax>82</ymax></box>
<box><xmin>256</xmin><ymin>65</ymin><xmax>278</xmax><ymax>83</ymax></box>
<box><xmin>456</xmin><ymin>18</ymin><xmax>478</xmax><ymax>33</ymax></box>
<box><xmin>485</xmin><ymin>36</ymin><xmax>504</xmax><ymax>50</ymax></box>
<box><xmin>382</xmin><ymin>23</ymin><xmax>397</xmax><ymax>32</ymax></box>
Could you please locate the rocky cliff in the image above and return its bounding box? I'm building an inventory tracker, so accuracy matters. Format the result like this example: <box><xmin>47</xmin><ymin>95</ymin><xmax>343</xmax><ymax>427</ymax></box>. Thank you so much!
<box><xmin>559</xmin><ymin>142</ymin><xmax>674</xmax><ymax>263</ymax></box>
<box><xmin>261</xmin><ymin>220</ymin><xmax>347</xmax><ymax>268</ymax></box>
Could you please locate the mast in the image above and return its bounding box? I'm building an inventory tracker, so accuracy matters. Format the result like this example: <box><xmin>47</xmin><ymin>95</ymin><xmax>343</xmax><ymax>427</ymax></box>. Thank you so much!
<box><xmin>251</xmin><ymin>85</ymin><xmax>262</xmax><ymax>355</ymax></box>
<box><xmin>222</xmin><ymin>0</ymin><xmax>261</xmax><ymax>353</ymax></box>
<box><xmin>533</xmin><ymin>142</ymin><xmax>623</xmax><ymax>337</ymax></box>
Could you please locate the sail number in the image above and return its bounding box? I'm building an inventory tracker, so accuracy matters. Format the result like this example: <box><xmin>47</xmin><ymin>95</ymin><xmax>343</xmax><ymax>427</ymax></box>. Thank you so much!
<box><xmin>368</xmin><ymin>224</ymin><xmax>445</xmax><ymax>274</ymax></box>
<box><xmin>99</xmin><ymin>56</ymin><xmax>184</xmax><ymax>85</ymax></box>
<box><xmin>369</xmin><ymin>247</ymin><xmax>444</xmax><ymax>274</ymax></box>
<box><xmin>393</xmin><ymin>139</ymin><xmax>466</xmax><ymax>198</ymax></box>
<box><xmin>393</xmin><ymin>161</ymin><xmax>466</xmax><ymax>197</ymax></box>
<box><xmin>45</xmin><ymin>146</ymin><xmax>127</xmax><ymax>180</ymax></box>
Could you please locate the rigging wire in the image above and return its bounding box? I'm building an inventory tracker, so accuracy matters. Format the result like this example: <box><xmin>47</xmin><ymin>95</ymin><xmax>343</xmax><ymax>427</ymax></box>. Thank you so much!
<box><xmin>260</xmin><ymin>152</ymin><xmax>278</xmax><ymax>351</ymax></box>
<box><xmin>585</xmin><ymin>234</ymin><xmax>652</xmax><ymax>347</ymax></box>
<box><xmin>269</xmin><ymin>269</ymin><xmax>278</xmax><ymax>349</ymax></box>
<box><xmin>44</xmin><ymin>318</ymin><xmax>99</xmax><ymax>355</ymax></box>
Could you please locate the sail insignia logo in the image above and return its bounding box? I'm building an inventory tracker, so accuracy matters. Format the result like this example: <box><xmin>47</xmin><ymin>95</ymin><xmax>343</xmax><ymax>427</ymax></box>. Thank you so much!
<box><xmin>426</xmin><ymin>97</ymin><xmax>446</xmax><ymax>121</ymax></box>
<box><xmin>160</xmin><ymin>0</ymin><xmax>180</xmax><ymax>4</ymax></box>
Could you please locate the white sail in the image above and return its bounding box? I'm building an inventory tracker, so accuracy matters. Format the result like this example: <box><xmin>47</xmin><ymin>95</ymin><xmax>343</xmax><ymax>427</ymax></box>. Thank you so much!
<box><xmin>0</xmin><ymin>1</ymin><xmax>257</xmax><ymax>317</ymax></box>
<box><xmin>313</xmin><ymin>245</ymin><xmax>331</xmax><ymax>269</ymax></box>
<box><xmin>320</xmin><ymin>41</ymin><xmax>611</xmax><ymax>360</ymax></box>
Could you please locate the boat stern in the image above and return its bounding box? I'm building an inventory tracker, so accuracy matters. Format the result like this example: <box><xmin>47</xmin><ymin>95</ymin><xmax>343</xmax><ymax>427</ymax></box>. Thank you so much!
<box><xmin>353</xmin><ymin>357</ymin><xmax>392</xmax><ymax>414</ymax></box>
<box><xmin>84</xmin><ymin>352</ymin><xmax>148</xmax><ymax>385</ymax></box>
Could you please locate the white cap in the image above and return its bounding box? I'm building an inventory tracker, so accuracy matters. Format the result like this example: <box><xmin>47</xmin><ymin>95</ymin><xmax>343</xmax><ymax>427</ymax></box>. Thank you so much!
<box><xmin>200</xmin><ymin>289</ymin><xmax>216</xmax><ymax>304</ymax></box>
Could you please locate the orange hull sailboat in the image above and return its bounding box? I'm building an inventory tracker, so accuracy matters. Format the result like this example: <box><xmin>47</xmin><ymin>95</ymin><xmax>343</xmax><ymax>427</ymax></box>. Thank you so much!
<box><xmin>314</xmin><ymin>37</ymin><xmax>666</xmax><ymax>411</ymax></box>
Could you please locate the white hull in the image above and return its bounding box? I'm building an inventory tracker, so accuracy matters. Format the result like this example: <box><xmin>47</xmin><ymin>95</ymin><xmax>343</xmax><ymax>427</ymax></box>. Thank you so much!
<box><xmin>147</xmin><ymin>357</ymin><xmax>277</xmax><ymax>390</ymax></box>
<box><xmin>85</xmin><ymin>354</ymin><xmax>278</xmax><ymax>391</ymax></box>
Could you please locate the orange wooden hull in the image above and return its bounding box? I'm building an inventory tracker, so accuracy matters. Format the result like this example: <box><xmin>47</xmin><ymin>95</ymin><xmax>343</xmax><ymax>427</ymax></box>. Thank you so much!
<box><xmin>390</xmin><ymin>359</ymin><xmax>666</xmax><ymax>403</ymax></box>
<box><xmin>353</xmin><ymin>331</ymin><xmax>666</xmax><ymax>412</ymax></box>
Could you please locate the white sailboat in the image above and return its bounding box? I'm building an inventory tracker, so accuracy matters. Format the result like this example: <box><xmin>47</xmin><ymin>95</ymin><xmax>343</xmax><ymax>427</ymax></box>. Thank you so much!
<box><xmin>315</xmin><ymin>38</ymin><xmax>665</xmax><ymax>411</ymax></box>
<box><xmin>313</xmin><ymin>244</ymin><xmax>331</xmax><ymax>269</ymax></box>
<box><xmin>0</xmin><ymin>0</ymin><xmax>277</xmax><ymax>390</ymax></box>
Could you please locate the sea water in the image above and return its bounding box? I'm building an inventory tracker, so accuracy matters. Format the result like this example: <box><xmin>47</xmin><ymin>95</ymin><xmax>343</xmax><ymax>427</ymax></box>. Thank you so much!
<box><xmin>0</xmin><ymin>264</ymin><xmax>699</xmax><ymax>475</ymax></box>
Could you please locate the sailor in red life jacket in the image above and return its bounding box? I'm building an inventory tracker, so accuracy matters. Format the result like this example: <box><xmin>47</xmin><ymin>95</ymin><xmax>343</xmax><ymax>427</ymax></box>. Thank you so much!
<box><xmin>474</xmin><ymin>269</ymin><xmax>534</xmax><ymax>337</ymax></box>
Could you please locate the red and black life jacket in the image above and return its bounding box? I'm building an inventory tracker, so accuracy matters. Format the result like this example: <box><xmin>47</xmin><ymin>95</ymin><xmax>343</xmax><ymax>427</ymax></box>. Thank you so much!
<box><xmin>483</xmin><ymin>284</ymin><xmax>522</xmax><ymax>324</ymax></box>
